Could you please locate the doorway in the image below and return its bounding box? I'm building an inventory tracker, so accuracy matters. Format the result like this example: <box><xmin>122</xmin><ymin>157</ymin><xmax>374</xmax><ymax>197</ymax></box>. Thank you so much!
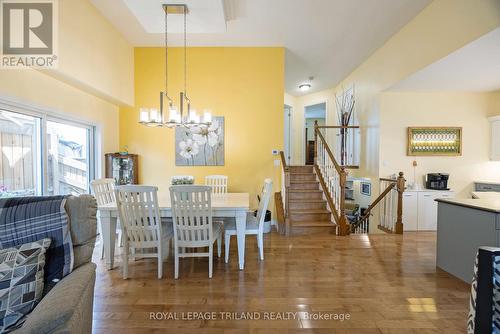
<box><xmin>284</xmin><ymin>105</ymin><xmax>292</xmax><ymax>165</ymax></box>
<box><xmin>304</xmin><ymin>102</ymin><xmax>326</xmax><ymax>165</ymax></box>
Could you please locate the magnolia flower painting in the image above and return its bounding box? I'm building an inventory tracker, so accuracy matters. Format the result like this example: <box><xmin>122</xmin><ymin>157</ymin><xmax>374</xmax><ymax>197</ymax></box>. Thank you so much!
<box><xmin>175</xmin><ymin>116</ymin><xmax>225</xmax><ymax>166</ymax></box>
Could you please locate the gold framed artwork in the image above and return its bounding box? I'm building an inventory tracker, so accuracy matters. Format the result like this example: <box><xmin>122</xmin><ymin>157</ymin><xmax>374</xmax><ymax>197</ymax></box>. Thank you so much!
<box><xmin>407</xmin><ymin>127</ymin><xmax>462</xmax><ymax>156</ymax></box>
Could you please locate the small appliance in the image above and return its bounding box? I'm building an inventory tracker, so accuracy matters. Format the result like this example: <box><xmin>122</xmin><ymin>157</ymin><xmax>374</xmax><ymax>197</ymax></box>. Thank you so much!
<box><xmin>425</xmin><ymin>173</ymin><xmax>450</xmax><ymax>190</ymax></box>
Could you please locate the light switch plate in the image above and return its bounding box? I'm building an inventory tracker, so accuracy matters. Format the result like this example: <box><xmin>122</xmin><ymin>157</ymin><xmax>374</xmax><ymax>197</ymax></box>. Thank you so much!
<box><xmin>274</xmin><ymin>159</ymin><xmax>280</xmax><ymax>166</ymax></box>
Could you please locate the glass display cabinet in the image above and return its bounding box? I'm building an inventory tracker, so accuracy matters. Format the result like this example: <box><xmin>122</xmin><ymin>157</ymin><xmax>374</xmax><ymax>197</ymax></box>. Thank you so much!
<box><xmin>104</xmin><ymin>153</ymin><xmax>138</xmax><ymax>185</ymax></box>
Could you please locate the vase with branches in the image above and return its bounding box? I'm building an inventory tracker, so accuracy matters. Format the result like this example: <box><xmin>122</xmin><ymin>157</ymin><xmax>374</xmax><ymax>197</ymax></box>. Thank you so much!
<box><xmin>335</xmin><ymin>86</ymin><xmax>355</xmax><ymax>166</ymax></box>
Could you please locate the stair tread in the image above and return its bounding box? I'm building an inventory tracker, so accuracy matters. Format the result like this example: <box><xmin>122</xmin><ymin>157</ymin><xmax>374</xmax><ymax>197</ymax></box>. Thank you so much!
<box><xmin>289</xmin><ymin>189</ymin><xmax>322</xmax><ymax>193</ymax></box>
<box><xmin>292</xmin><ymin>221</ymin><xmax>334</xmax><ymax>227</ymax></box>
<box><xmin>290</xmin><ymin>180</ymin><xmax>318</xmax><ymax>183</ymax></box>
<box><xmin>289</xmin><ymin>199</ymin><xmax>326</xmax><ymax>203</ymax></box>
<box><xmin>290</xmin><ymin>209</ymin><xmax>330</xmax><ymax>214</ymax></box>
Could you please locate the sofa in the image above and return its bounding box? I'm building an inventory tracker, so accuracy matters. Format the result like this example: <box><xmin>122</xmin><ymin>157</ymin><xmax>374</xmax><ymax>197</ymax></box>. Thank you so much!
<box><xmin>14</xmin><ymin>195</ymin><xmax>97</xmax><ymax>334</ymax></box>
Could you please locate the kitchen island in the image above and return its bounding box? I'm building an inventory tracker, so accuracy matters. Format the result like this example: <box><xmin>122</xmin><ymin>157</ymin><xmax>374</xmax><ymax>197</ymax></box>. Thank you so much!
<box><xmin>436</xmin><ymin>196</ymin><xmax>500</xmax><ymax>283</ymax></box>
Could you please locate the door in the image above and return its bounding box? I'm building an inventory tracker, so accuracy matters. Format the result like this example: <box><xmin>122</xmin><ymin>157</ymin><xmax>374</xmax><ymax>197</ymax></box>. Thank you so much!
<box><xmin>402</xmin><ymin>192</ymin><xmax>418</xmax><ymax>231</ymax></box>
<box><xmin>46</xmin><ymin>119</ymin><xmax>94</xmax><ymax>195</ymax></box>
<box><xmin>304</xmin><ymin>103</ymin><xmax>326</xmax><ymax>164</ymax></box>
<box><xmin>491</xmin><ymin>119</ymin><xmax>500</xmax><ymax>160</ymax></box>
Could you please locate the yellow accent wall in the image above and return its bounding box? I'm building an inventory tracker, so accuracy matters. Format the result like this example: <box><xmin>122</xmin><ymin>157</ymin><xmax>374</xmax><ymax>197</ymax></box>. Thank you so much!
<box><xmin>120</xmin><ymin>47</ymin><xmax>284</xmax><ymax>208</ymax></box>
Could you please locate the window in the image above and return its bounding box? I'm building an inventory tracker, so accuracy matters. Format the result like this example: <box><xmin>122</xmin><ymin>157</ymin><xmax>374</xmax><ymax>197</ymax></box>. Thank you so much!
<box><xmin>0</xmin><ymin>110</ymin><xmax>41</xmax><ymax>197</ymax></box>
<box><xmin>0</xmin><ymin>107</ymin><xmax>96</xmax><ymax>198</ymax></box>
<box><xmin>46</xmin><ymin>120</ymin><xmax>94</xmax><ymax>196</ymax></box>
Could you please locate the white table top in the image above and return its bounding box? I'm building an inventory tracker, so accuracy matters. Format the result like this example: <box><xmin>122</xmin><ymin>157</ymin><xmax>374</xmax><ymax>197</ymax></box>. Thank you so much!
<box><xmin>98</xmin><ymin>192</ymin><xmax>250</xmax><ymax>211</ymax></box>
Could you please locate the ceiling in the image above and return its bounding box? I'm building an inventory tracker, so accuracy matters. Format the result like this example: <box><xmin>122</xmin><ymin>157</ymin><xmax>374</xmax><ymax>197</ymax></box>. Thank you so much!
<box><xmin>91</xmin><ymin>0</ymin><xmax>431</xmax><ymax>96</ymax></box>
<box><xmin>390</xmin><ymin>28</ymin><xmax>500</xmax><ymax>92</ymax></box>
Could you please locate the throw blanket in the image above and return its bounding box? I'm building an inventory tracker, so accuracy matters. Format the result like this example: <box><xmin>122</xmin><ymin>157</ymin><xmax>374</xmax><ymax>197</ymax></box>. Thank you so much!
<box><xmin>468</xmin><ymin>247</ymin><xmax>500</xmax><ymax>333</ymax></box>
<box><xmin>0</xmin><ymin>196</ymin><xmax>73</xmax><ymax>284</ymax></box>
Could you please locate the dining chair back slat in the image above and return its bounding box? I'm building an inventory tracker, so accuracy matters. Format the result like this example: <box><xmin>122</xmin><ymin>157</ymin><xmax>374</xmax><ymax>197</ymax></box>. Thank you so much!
<box><xmin>205</xmin><ymin>175</ymin><xmax>228</xmax><ymax>195</ymax></box>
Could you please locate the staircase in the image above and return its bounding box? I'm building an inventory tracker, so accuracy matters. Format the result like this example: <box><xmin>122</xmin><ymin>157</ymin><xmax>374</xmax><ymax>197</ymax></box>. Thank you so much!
<box><xmin>276</xmin><ymin>123</ymin><xmax>406</xmax><ymax>237</ymax></box>
<box><xmin>287</xmin><ymin>165</ymin><xmax>334</xmax><ymax>233</ymax></box>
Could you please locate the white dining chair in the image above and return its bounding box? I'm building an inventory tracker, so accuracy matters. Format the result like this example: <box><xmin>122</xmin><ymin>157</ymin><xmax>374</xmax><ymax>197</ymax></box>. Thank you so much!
<box><xmin>205</xmin><ymin>175</ymin><xmax>228</xmax><ymax>195</ymax></box>
<box><xmin>170</xmin><ymin>185</ymin><xmax>223</xmax><ymax>279</ymax></box>
<box><xmin>225</xmin><ymin>178</ymin><xmax>273</xmax><ymax>263</ymax></box>
<box><xmin>115</xmin><ymin>185</ymin><xmax>173</xmax><ymax>279</ymax></box>
<box><xmin>90</xmin><ymin>178</ymin><xmax>123</xmax><ymax>259</ymax></box>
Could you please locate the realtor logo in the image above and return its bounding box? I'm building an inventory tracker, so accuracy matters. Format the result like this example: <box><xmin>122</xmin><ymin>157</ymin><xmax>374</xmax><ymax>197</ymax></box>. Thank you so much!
<box><xmin>1</xmin><ymin>0</ymin><xmax>58</xmax><ymax>68</ymax></box>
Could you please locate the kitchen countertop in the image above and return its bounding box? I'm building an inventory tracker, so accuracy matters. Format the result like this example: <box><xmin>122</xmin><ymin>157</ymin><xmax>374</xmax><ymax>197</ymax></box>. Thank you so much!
<box><xmin>474</xmin><ymin>180</ymin><xmax>500</xmax><ymax>186</ymax></box>
<box><xmin>405</xmin><ymin>188</ymin><xmax>454</xmax><ymax>192</ymax></box>
<box><xmin>436</xmin><ymin>197</ymin><xmax>500</xmax><ymax>213</ymax></box>
<box><xmin>471</xmin><ymin>191</ymin><xmax>500</xmax><ymax>200</ymax></box>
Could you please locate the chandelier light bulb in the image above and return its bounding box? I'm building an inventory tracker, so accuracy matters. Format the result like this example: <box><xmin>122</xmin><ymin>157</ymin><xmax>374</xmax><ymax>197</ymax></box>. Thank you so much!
<box><xmin>139</xmin><ymin>108</ymin><xmax>150</xmax><ymax>123</ymax></box>
<box><xmin>203</xmin><ymin>111</ymin><xmax>212</xmax><ymax>123</ymax></box>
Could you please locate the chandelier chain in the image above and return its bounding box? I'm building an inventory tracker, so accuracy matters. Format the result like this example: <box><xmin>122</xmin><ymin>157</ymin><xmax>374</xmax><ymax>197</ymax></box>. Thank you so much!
<box><xmin>184</xmin><ymin>6</ymin><xmax>187</xmax><ymax>96</ymax></box>
<box><xmin>165</xmin><ymin>8</ymin><xmax>168</xmax><ymax>95</ymax></box>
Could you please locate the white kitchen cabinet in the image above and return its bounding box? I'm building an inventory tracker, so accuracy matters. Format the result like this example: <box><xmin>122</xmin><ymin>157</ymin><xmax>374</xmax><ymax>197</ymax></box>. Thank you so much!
<box><xmin>418</xmin><ymin>192</ymin><xmax>439</xmax><ymax>230</ymax></box>
<box><xmin>402</xmin><ymin>192</ymin><xmax>418</xmax><ymax>231</ymax></box>
<box><xmin>404</xmin><ymin>190</ymin><xmax>455</xmax><ymax>231</ymax></box>
<box><xmin>490</xmin><ymin>116</ymin><xmax>500</xmax><ymax>161</ymax></box>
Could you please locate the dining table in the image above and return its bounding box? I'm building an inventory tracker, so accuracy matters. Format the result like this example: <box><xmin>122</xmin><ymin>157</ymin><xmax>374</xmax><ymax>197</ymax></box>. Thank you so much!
<box><xmin>97</xmin><ymin>192</ymin><xmax>250</xmax><ymax>271</ymax></box>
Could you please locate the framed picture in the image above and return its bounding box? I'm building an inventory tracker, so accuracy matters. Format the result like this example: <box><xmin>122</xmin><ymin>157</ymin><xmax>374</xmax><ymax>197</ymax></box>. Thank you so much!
<box><xmin>175</xmin><ymin>116</ymin><xmax>225</xmax><ymax>166</ymax></box>
<box><xmin>407</xmin><ymin>127</ymin><xmax>462</xmax><ymax>156</ymax></box>
<box><xmin>360</xmin><ymin>182</ymin><xmax>371</xmax><ymax>196</ymax></box>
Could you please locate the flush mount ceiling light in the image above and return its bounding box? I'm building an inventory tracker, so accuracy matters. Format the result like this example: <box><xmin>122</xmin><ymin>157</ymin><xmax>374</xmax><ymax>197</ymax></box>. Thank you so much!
<box><xmin>299</xmin><ymin>83</ymin><xmax>312</xmax><ymax>91</ymax></box>
<box><xmin>139</xmin><ymin>4</ymin><xmax>212</xmax><ymax>128</ymax></box>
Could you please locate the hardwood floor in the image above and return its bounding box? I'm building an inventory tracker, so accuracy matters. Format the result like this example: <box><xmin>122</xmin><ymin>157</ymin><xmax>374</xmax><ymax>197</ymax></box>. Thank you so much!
<box><xmin>92</xmin><ymin>231</ymin><xmax>470</xmax><ymax>333</ymax></box>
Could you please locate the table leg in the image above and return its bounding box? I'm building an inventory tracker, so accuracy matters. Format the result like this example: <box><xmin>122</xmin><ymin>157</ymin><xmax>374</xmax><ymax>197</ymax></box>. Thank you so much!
<box><xmin>100</xmin><ymin>213</ymin><xmax>117</xmax><ymax>270</ymax></box>
<box><xmin>236</xmin><ymin>211</ymin><xmax>246</xmax><ymax>270</ymax></box>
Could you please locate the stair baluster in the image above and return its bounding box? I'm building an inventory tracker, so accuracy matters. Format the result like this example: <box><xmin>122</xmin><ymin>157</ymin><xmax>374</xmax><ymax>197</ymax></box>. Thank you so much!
<box><xmin>314</xmin><ymin>121</ymin><xmax>350</xmax><ymax>235</ymax></box>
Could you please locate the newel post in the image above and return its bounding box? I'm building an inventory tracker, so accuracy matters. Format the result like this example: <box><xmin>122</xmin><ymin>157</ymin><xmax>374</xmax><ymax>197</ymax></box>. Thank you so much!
<box><xmin>395</xmin><ymin>172</ymin><xmax>405</xmax><ymax>234</ymax></box>
<box><xmin>338</xmin><ymin>167</ymin><xmax>350</xmax><ymax>236</ymax></box>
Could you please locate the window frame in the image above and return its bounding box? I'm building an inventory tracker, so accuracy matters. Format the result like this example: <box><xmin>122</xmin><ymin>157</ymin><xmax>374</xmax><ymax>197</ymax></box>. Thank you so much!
<box><xmin>0</xmin><ymin>95</ymin><xmax>98</xmax><ymax>196</ymax></box>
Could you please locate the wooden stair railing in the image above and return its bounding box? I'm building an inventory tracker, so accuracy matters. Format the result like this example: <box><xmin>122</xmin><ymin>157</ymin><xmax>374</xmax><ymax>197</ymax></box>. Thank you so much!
<box><xmin>314</xmin><ymin>123</ymin><xmax>350</xmax><ymax>236</ymax></box>
<box><xmin>351</xmin><ymin>172</ymin><xmax>405</xmax><ymax>234</ymax></box>
<box><xmin>314</xmin><ymin>124</ymin><xmax>360</xmax><ymax>169</ymax></box>
<box><xmin>275</xmin><ymin>151</ymin><xmax>290</xmax><ymax>235</ymax></box>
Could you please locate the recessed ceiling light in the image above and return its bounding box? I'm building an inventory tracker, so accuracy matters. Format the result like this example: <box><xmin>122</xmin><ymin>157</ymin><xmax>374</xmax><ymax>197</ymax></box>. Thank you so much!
<box><xmin>299</xmin><ymin>83</ymin><xmax>311</xmax><ymax>91</ymax></box>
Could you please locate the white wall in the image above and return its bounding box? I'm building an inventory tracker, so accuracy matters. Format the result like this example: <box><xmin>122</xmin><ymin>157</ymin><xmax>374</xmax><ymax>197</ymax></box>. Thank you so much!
<box><xmin>0</xmin><ymin>0</ymin><xmax>135</xmax><ymax>176</ymax></box>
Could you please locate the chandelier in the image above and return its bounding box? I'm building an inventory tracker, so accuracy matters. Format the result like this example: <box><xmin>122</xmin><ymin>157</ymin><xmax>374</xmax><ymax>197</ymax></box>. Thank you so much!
<box><xmin>139</xmin><ymin>4</ymin><xmax>212</xmax><ymax>128</ymax></box>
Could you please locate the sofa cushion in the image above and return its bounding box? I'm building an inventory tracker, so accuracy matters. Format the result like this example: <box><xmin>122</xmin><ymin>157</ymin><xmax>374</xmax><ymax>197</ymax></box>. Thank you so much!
<box><xmin>64</xmin><ymin>195</ymin><xmax>97</xmax><ymax>269</ymax></box>
<box><xmin>0</xmin><ymin>238</ymin><xmax>51</xmax><ymax>333</ymax></box>
<box><xmin>0</xmin><ymin>196</ymin><xmax>73</xmax><ymax>284</ymax></box>
<box><xmin>16</xmin><ymin>263</ymin><xmax>96</xmax><ymax>334</ymax></box>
